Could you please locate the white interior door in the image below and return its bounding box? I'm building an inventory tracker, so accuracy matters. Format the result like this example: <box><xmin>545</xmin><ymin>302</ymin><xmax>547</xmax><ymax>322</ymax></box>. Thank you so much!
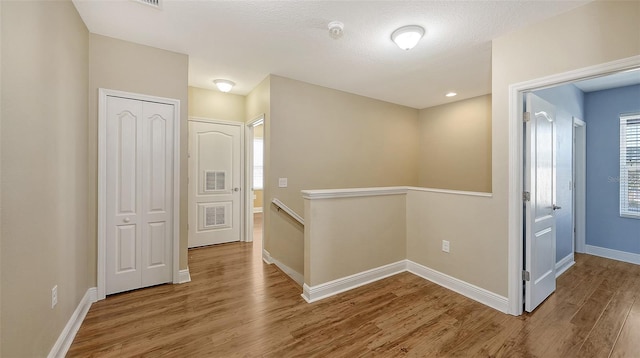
<box><xmin>188</xmin><ymin>120</ymin><xmax>242</xmax><ymax>247</ymax></box>
<box><xmin>106</xmin><ymin>96</ymin><xmax>174</xmax><ymax>295</ymax></box>
<box><xmin>524</xmin><ymin>93</ymin><xmax>558</xmax><ymax>312</ymax></box>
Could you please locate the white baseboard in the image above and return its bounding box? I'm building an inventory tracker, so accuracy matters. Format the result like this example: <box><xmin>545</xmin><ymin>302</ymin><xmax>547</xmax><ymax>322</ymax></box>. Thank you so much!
<box><xmin>178</xmin><ymin>268</ymin><xmax>191</xmax><ymax>283</ymax></box>
<box><xmin>48</xmin><ymin>287</ymin><xmax>97</xmax><ymax>358</ymax></box>
<box><xmin>586</xmin><ymin>245</ymin><xmax>640</xmax><ymax>265</ymax></box>
<box><xmin>301</xmin><ymin>260</ymin><xmax>406</xmax><ymax>303</ymax></box>
<box><xmin>262</xmin><ymin>249</ymin><xmax>274</xmax><ymax>264</ymax></box>
<box><xmin>300</xmin><ymin>260</ymin><xmax>508</xmax><ymax>313</ymax></box>
<box><xmin>555</xmin><ymin>253</ymin><xmax>575</xmax><ymax>278</ymax></box>
<box><xmin>262</xmin><ymin>249</ymin><xmax>303</xmax><ymax>286</ymax></box>
<box><xmin>406</xmin><ymin>261</ymin><xmax>509</xmax><ymax>313</ymax></box>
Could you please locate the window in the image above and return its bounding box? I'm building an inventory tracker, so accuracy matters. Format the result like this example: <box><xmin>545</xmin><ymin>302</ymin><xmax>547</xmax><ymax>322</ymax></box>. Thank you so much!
<box><xmin>620</xmin><ymin>114</ymin><xmax>640</xmax><ymax>218</ymax></box>
<box><xmin>253</xmin><ymin>138</ymin><xmax>263</xmax><ymax>190</ymax></box>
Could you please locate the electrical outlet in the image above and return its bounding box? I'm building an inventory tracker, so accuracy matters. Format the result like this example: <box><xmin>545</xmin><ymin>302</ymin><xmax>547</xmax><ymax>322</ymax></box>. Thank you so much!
<box><xmin>51</xmin><ymin>285</ymin><xmax>58</xmax><ymax>308</ymax></box>
<box><xmin>442</xmin><ymin>240</ymin><xmax>450</xmax><ymax>253</ymax></box>
<box><xmin>278</xmin><ymin>178</ymin><xmax>288</xmax><ymax>188</ymax></box>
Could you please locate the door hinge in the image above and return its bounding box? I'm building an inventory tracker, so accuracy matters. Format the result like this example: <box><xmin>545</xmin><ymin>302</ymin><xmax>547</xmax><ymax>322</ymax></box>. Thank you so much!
<box><xmin>523</xmin><ymin>112</ymin><xmax>531</xmax><ymax>122</ymax></box>
<box><xmin>522</xmin><ymin>270</ymin><xmax>530</xmax><ymax>281</ymax></box>
<box><xmin>523</xmin><ymin>191</ymin><xmax>530</xmax><ymax>202</ymax></box>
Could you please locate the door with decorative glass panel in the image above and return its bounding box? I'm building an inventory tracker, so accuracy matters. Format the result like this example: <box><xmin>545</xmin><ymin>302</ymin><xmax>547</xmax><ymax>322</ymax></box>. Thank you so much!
<box><xmin>188</xmin><ymin>119</ymin><xmax>242</xmax><ymax>247</ymax></box>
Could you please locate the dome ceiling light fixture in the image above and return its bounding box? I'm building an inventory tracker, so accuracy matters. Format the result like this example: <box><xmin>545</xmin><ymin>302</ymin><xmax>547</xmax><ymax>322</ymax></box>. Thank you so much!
<box><xmin>213</xmin><ymin>79</ymin><xmax>235</xmax><ymax>93</ymax></box>
<box><xmin>328</xmin><ymin>21</ymin><xmax>344</xmax><ymax>39</ymax></box>
<box><xmin>391</xmin><ymin>25</ymin><xmax>425</xmax><ymax>50</ymax></box>
<box><xmin>446</xmin><ymin>92</ymin><xmax>457</xmax><ymax>97</ymax></box>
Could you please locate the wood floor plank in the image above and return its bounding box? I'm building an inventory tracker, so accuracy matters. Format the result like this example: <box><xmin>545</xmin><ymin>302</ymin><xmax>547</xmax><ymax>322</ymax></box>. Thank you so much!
<box><xmin>68</xmin><ymin>241</ymin><xmax>640</xmax><ymax>357</ymax></box>
<box><xmin>577</xmin><ymin>275</ymin><xmax>638</xmax><ymax>357</ymax></box>
<box><xmin>610</xmin><ymin>297</ymin><xmax>640</xmax><ymax>358</ymax></box>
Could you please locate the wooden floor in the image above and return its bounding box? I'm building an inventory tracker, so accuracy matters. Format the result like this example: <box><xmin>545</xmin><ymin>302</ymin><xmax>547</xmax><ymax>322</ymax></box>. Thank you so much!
<box><xmin>69</xmin><ymin>231</ymin><xmax>640</xmax><ymax>357</ymax></box>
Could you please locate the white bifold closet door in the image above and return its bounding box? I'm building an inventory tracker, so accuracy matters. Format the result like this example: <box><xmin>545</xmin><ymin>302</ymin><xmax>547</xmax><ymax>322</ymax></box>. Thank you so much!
<box><xmin>106</xmin><ymin>96</ymin><xmax>174</xmax><ymax>295</ymax></box>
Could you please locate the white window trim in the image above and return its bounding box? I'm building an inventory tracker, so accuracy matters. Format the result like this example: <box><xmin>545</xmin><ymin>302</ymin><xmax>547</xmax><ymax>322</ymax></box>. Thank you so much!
<box><xmin>620</xmin><ymin>113</ymin><xmax>640</xmax><ymax>219</ymax></box>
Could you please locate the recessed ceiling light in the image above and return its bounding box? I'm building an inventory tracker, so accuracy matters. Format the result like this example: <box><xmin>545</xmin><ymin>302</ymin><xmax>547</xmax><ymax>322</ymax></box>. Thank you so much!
<box><xmin>213</xmin><ymin>79</ymin><xmax>235</xmax><ymax>93</ymax></box>
<box><xmin>446</xmin><ymin>92</ymin><xmax>457</xmax><ymax>97</ymax></box>
<box><xmin>391</xmin><ymin>25</ymin><xmax>425</xmax><ymax>50</ymax></box>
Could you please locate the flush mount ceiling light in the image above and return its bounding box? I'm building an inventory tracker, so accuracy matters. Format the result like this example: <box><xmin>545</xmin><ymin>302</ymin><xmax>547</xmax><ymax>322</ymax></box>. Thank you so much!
<box><xmin>328</xmin><ymin>21</ymin><xmax>344</xmax><ymax>39</ymax></box>
<box><xmin>446</xmin><ymin>92</ymin><xmax>457</xmax><ymax>97</ymax></box>
<box><xmin>213</xmin><ymin>79</ymin><xmax>235</xmax><ymax>93</ymax></box>
<box><xmin>391</xmin><ymin>25</ymin><xmax>425</xmax><ymax>50</ymax></box>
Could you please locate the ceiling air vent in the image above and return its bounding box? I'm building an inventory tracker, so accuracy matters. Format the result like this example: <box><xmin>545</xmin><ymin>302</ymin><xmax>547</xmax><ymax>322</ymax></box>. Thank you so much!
<box><xmin>134</xmin><ymin>0</ymin><xmax>162</xmax><ymax>10</ymax></box>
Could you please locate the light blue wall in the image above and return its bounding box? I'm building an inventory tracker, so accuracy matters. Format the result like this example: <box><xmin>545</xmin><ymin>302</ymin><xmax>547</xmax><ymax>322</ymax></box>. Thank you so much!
<box><xmin>585</xmin><ymin>84</ymin><xmax>640</xmax><ymax>254</ymax></box>
<box><xmin>535</xmin><ymin>84</ymin><xmax>585</xmax><ymax>263</ymax></box>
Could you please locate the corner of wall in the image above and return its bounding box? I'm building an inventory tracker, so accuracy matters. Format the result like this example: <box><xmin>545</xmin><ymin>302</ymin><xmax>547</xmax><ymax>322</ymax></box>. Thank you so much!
<box><xmin>417</xmin><ymin>94</ymin><xmax>492</xmax><ymax>192</ymax></box>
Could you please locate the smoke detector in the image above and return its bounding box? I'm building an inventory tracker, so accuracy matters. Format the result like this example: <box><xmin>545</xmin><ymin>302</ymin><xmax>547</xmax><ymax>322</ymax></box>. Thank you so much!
<box><xmin>328</xmin><ymin>21</ymin><xmax>344</xmax><ymax>39</ymax></box>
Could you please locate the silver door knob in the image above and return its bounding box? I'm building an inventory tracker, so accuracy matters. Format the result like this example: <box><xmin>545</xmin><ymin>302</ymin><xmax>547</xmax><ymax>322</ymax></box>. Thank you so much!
<box><xmin>123</xmin><ymin>217</ymin><xmax>130</xmax><ymax>223</ymax></box>
<box><xmin>552</xmin><ymin>205</ymin><xmax>562</xmax><ymax>211</ymax></box>
<box><xmin>233</xmin><ymin>188</ymin><xmax>240</xmax><ymax>192</ymax></box>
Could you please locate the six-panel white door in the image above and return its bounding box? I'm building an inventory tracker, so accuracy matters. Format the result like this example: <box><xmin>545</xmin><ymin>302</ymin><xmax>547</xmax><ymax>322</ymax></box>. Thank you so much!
<box><xmin>188</xmin><ymin>120</ymin><xmax>242</xmax><ymax>247</ymax></box>
<box><xmin>524</xmin><ymin>93</ymin><xmax>558</xmax><ymax>312</ymax></box>
<box><xmin>106</xmin><ymin>96</ymin><xmax>174</xmax><ymax>295</ymax></box>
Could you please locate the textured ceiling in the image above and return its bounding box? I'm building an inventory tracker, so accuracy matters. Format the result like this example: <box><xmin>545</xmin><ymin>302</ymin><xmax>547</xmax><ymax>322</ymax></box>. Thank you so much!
<box><xmin>73</xmin><ymin>0</ymin><xmax>590</xmax><ymax>109</ymax></box>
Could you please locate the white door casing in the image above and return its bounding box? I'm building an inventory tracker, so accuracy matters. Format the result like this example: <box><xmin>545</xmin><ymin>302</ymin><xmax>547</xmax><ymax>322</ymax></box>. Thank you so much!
<box><xmin>188</xmin><ymin>119</ymin><xmax>243</xmax><ymax>247</ymax></box>
<box><xmin>245</xmin><ymin>115</ymin><xmax>265</xmax><ymax>244</ymax></box>
<box><xmin>573</xmin><ymin>118</ymin><xmax>586</xmax><ymax>254</ymax></box>
<box><xmin>524</xmin><ymin>93</ymin><xmax>558</xmax><ymax>312</ymax></box>
<box><xmin>507</xmin><ymin>57</ymin><xmax>640</xmax><ymax>316</ymax></box>
<box><xmin>98</xmin><ymin>89</ymin><xmax>180</xmax><ymax>300</ymax></box>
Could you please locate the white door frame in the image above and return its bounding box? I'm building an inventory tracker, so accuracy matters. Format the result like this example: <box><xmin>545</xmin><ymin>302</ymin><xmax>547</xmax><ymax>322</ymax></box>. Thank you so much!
<box><xmin>507</xmin><ymin>55</ymin><xmax>640</xmax><ymax>315</ymax></box>
<box><xmin>573</xmin><ymin>117</ymin><xmax>586</xmax><ymax>254</ymax></box>
<box><xmin>98</xmin><ymin>88</ymin><xmax>181</xmax><ymax>300</ymax></box>
<box><xmin>188</xmin><ymin>117</ymin><xmax>246</xmax><ymax>242</ymax></box>
<box><xmin>245</xmin><ymin>115</ymin><xmax>265</xmax><ymax>243</ymax></box>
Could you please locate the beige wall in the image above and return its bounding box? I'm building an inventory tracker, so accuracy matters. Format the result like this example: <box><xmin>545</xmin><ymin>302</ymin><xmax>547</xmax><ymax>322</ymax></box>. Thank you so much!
<box><xmin>418</xmin><ymin>95</ymin><xmax>491</xmax><ymax>192</ymax></box>
<box><xmin>188</xmin><ymin>86</ymin><xmax>245</xmax><ymax>122</ymax></box>
<box><xmin>253</xmin><ymin>189</ymin><xmax>263</xmax><ymax>209</ymax></box>
<box><xmin>1</xmin><ymin>1</ymin><xmax>90</xmax><ymax>356</ymax></box>
<box><xmin>246</xmin><ymin>76</ymin><xmax>271</xmax><ymax>124</ymax></box>
<box><xmin>305</xmin><ymin>195</ymin><xmax>406</xmax><ymax>286</ymax></box>
<box><xmin>253</xmin><ymin>123</ymin><xmax>264</xmax><ymax>138</ymax></box>
<box><xmin>303</xmin><ymin>189</ymin><xmax>501</xmax><ymax>293</ymax></box>
<box><xmin>88</xmin><ymin>34</ymin><xmax>189</xmax><ymax>275</ymax></box>
<box><xmin>268</xmin><ymin>75</ymin><xmax>419</xmax><ymax>275</ymax></box>
<box><xmin>406</xmin><ymin>190</ymin><xmax>503</xmax><ymax>294</ymax></box>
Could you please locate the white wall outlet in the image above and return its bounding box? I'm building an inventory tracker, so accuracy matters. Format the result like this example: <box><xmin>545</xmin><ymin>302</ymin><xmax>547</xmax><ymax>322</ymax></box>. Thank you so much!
<box><xmin>278</xmin><ymin>178</ymin><xmax>288</xmax><ymax>188</ymax></box>
<box><xmin>51</xmin><ymin>285</ymin><xmax>58</xmax><ymax>308</ymax></box>
<box><xmin>442</xmin><ymin>240</ymin><xmax>450</xmax><ymax>253</ymax></box>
